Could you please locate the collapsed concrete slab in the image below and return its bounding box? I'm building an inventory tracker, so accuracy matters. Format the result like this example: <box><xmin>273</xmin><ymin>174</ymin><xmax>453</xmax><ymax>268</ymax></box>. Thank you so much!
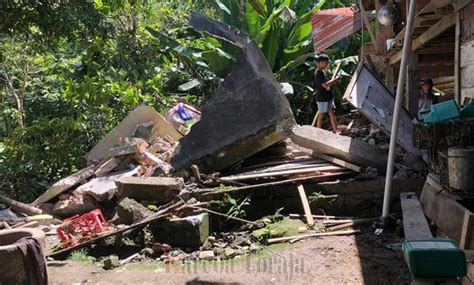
<box><xmin>170</xmin><ymin>13</ymin><xmax>295</xmax><ymax>173</ymax></box>
<box><xmin>290</xmin><ymin>125</ymin><xmax>387</xmax><ymax>171</ymax></box>
<box><xmin>115</xmin><ymin>177</ymin><xmax>184</xmax><ymax>202</ymax></box>
<box><xmin>150</xmin><ymin>213</ymin><xmax>209</xmax><ymax>247</ymax></box>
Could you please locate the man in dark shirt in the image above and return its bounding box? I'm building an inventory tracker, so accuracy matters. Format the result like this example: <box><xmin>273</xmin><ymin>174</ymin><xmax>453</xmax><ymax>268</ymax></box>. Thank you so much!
<box><xmin>314</xmin><ymin>54</ymin><xmax>341</xmax><ymax>133</ymax></box>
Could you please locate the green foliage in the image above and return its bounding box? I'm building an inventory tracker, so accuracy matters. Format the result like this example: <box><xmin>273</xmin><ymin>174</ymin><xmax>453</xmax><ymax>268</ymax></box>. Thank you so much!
<box><xmin>224</xmin><ymin>194</ymin><xmax>251</xmax><ymax>220</ymax></box>
<box><xmin>68</xmin><ymin>249</ymin><xmax>96</xmax><ymax>263</ymax></box>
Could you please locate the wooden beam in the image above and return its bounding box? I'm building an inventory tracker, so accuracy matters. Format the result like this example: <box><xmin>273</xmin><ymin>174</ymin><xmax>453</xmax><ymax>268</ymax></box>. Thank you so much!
<box><xmin>406</xmin><ymin>51</ymin><xmax>419</xmax><ymax>116</ymax></box>
<box><xmin>297</xmin><ymin>184</ymin><xmax>315</xmax><ymax>227</ymax></box>
<box><xmin>460</xmin><ymin>212</ymin><xmax>474</xmax><ymax>249</ymax></box>
<box><xmin>401</xmin><ymin>192</ymin><xmax>433</xmax><ymax>240</ymax></box>
<box><xmin>317</xmin><ymin>154</ymin><xmax>362</xmax><ymax>172</ymax></box>
<box><xmin>455</xmin><ymin>11</ymin><xmax>461</xmax><ymax>103</ymax></box>
<box><xmin>390</xmin><ymin>12</ymin><xmax>456</xmax><ymax>65</ymax></box>
<box><xmin>360</xmin><ymin>0</ymin><xmax>379</xmax><ymax>53</ymax></box>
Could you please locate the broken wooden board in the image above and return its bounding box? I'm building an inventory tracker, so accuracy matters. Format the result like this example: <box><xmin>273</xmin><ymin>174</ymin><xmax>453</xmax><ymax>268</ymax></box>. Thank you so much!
<box><xmin>116</xmin><ymin>177</ymin><xmax>184</xmax><ymax>202</ymax></box>
<box><xmin>33</xmin><ymin>164</ymin><xmax>97</xmax><ymax>205</ymax></box>
<box><xmin>401</xmin><ymin>192</ymin><xmax>433</xmax><ymax>240</ymax></box>
<box><xmin>95</xmin><ymin>157</ymin><xmax>123</xmax><ymax>177</ymax></box>
<box><xmin>170</xmin><ymin>13</ymin><xmax>295</xmax><ymax>173</ymax></box>
<box><xmin>316</xmin><ymin>154</ymin><xmax>362</xmax><ymax>173</ymax></box>
<box><xmin>86</xmin><ymin>106</ymin><xmax>182</xmax><ymax>163</ymax></box>
<box><xmin>420</xmin><ymin>178</ymin><xmax>474</xmax><ymax>249</ymax></box>
<box><xmin>343</xmin><ymin>63</ymin><xmax>419</xmax><ymax>154</ymax></box>
<box><xmin>290</xmin><ymin>125</ymin><xmax>387</xmax><ymax>171</ymax></box>
<box><xmin>220</xmin><ymin>163</ymin><xmax>341</xmax><ymax>181</ymax></box>
<box><xmin>74</xmin><ymin>167</ymin><xmax>141</xmax><ymax>201</ymax></box>
<box><xmin>297</xmin><ymin>184</ymin><xmax>315</xmax><ymax>226</ymax></box>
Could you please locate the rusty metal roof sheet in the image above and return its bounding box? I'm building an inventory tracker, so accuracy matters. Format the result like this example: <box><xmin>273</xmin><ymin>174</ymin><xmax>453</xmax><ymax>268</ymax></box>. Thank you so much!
<box><xmin>311</xmin><ymin>6</ymin><xmax>364</xmax><ymax>53</ymax></box>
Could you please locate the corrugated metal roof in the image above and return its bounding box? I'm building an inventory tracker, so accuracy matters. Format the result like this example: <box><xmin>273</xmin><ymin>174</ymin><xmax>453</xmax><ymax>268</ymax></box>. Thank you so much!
<box><xmin>311</xmin><ymin>6</ymin><xmax>364</xmax><ymax>53</ymax></box>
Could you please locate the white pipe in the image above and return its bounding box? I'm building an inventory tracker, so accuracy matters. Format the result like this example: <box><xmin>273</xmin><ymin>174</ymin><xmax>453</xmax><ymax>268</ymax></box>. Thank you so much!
<box><xmin>382</xmin><ymin>0</ymin><xmax>417</xmax><ymax>218</ymax></box>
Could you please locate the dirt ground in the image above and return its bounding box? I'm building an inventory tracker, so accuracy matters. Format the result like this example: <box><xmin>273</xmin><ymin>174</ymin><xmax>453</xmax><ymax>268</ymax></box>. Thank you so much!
<box><xmin>48</xmin><ymin>231</ymin><xmax>410</xmax><ymax>285</ymax></box>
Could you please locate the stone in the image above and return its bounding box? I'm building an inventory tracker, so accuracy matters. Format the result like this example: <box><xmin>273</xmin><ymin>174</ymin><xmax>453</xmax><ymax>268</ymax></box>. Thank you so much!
<box><xmin>171</xmin><ymin>13</ymin><xmax>295</xmax><ymax>174</ymax></box>
<box><xmin>116</xmin><ymin>177</ymin><xmax>184</xmax><ymax>203</ymax></box>
<box><xmin>213</xmin><ymin>248</ymin><xmax>225</xmax><ymax>256</ymax></box>
<box><xmin>117</xmin><ymin>197</ymin><xmax>153</xmax><ymax>225</ymax></box>
<box><xmin>291</xmin><ymin>125</ymin><xmax>388</xmax><ymax>171</ymax></box>
<box><xmin>198</xmin><ymin>250</ymin><xmax>215</xmax><ymax>260</ymax></box>
<box><xmin>249</xmin><ymin>244</ymin><xmax>260</xmax><ymax>252</ymax></box>
<box><xmin>152</xmin><ymin>243</ymin><xmax>172</xmax><ymax>255</ymax></box>
<box><xmin>149</xmin><ymin>213</ymin><xmax>209</xmax><ymax>247</ymax></box>
<box><xmin>224</xmin><ymin>248</ymin><xmax>237</xmax><ymax>259</ymax></box>
<box><xmin>103</xmin><ymin>256</ymin><xmax>120</xmax><ymax>270</ymax></box>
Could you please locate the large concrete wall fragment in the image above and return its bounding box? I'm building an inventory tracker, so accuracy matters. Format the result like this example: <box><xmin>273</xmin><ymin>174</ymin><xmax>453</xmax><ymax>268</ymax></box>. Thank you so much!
<box><xmin>171</xmin><ymin>13</ymin><xmax>295</xmax><ymax>173</ymax></box>
<box><xmin>290</xmin><ymin>125</ymin><xmax>388</xmax><ymax>171</ymax></box>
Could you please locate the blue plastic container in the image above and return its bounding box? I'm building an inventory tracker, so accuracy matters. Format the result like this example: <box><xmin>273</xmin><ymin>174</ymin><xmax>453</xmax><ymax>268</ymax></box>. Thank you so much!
<box><xmin>424</xmin><ymin>99</ymin><xmax>460</xmax><ymax>124</ymax></box>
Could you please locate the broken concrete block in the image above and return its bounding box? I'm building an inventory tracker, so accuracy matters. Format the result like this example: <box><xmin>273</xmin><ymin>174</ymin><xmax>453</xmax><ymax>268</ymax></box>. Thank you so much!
<box><xmin>198</xmin><ymin>250</ymin><xmax>215</xmax><ymax>260</ymax></box>
<box><xmin>115</xmin><ymin>177</ymin><xmax>183</xmax><ymax>202</ymax></box>
<box><xmin>74</xmin><ymin>167</ymin><xmax>141</xmax><ymax>201</ymax></box>
<box><xmin>86</xmin><ymin>106</ymin><xmax>182</xmax><ymax>163</ymax></box>
<box><xmin>170</xmin><ymin>13</ymin><xmax>295</xmax><ymax>173</ymax></box>
<box><xmin>150</xmin><ymin>213</ymin><xmax>209</xmax><ymax>248</ymax></box>
<box><xmin>117</xmin><ymin>197</ymin><xmax>153</xmax><ymax>225</ymax></box>
<box><xmin>51</xmin><ymin>193</ymin><xmax>96</xmax><ymax>218</ymax></box>
<box><xmin>290</xmin><ymin>125</ymin><xmax>387</xmax><ymax>171</ymax></box>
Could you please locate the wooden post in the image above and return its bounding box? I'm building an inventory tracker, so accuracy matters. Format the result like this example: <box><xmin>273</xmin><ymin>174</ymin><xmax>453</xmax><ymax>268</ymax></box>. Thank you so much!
<box><xmin>297</xmin><ymin>184</ymin><xmax>315</xmax><ymax>227</ymax></box>
<box><xmin>406</xmin><ymin>51</ymin><xmax>419</xmax><ymax>116</ymax></box>
<box><xmin>454</xmin><ymin>11</ymin><xmax>461</xmax><ymax>103</ymax></box>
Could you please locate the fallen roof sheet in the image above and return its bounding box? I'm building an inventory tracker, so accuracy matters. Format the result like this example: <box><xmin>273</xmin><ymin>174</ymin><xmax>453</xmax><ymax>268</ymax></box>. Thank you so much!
<box><xmin>311</xmin><ymin>6</ymin><xmax>364</xmax><ymax>53</ymax></box>
<box><xmin>343</xmin><ymin>63</ymin><xmax>420</xmax><ymax>154</ymax></box>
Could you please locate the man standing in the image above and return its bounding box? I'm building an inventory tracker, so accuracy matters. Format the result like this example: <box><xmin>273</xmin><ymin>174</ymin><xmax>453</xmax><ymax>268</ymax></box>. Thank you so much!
<box><xmin>418</xmin><ymin>78</ymin><xmax>438</xmax><ymax>120</ymax></box>
<box><xmin>314</xmin><ymin>54</ymin><xmax>341</xmax><ymax>133</ymax></box>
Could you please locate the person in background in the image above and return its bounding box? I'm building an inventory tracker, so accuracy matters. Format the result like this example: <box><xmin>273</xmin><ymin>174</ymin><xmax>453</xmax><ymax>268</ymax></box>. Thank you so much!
<box><xmin>418</xmin><ymin>78</ymin><xmax>438</xmax><ymax>120</ymax></box>
<box><xmin>314</xmin><ymin>54</ymin><xmax>341</xmax><ymax>133</ymax></box>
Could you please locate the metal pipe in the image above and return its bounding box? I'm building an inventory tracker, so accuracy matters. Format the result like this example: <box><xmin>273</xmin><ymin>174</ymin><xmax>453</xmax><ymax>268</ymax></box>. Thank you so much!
<box><xmin>381</xmin><ymin>0</ymin><xmax>417</xmax><ymax>219</ymax></box>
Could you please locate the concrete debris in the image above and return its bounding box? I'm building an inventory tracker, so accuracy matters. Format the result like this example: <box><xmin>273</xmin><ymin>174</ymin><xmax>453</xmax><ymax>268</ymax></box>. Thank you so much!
<box><xmin>74</xmin><ymin>167</ymin><xmax>141</xmax><ymax>201</ymax></box>
<box><xmin>87</xmin><ymin>105</ymin><xmax>182</xmax><ymax>163</ymax></box>
<box><xmin>150</xmin><ymin>213</ymin><xmax>209</xmax><ymax>248</ymax></box>
<box><xmin>103</xmin><ymin>256</ymin><xmax>120</xmax><ymax>270</ymax></box>
<box><xmin>291</xmin><ymin>125</ymin><xmax>388</xmax><ymax>171</ymax></box>
<box><xmin>171</xmin><ymin>12</ymin><xmax>295</xmax><ymax>173</ymax></box>
<box><xmin>116</xmin><ymin>177</ymin><xmax>184</xmax><ymax>203</ymax></box>
<box><xmin>51</xmin><ymin>192</ymin><xmax>96</xmax><ymax>218</ymax></box>
<box><xmin>117</xmin><ymin>197</ymin><xmax>153</xmax><ymax>225</ymax></box>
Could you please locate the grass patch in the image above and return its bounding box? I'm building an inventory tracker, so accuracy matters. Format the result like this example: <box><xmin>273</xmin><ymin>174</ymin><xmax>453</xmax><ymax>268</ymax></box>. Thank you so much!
<box><xmin>68</xmin><ymin>249</ymin><xmax>96</xmax><ymax>263</ymax></box>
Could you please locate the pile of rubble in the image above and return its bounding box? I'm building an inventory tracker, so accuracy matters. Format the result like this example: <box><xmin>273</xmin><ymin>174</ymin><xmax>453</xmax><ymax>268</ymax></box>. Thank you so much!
<box><xmin>0</xmin><ymin>13</ymin><xmax>426</xmax><ymax>271</ymax></box>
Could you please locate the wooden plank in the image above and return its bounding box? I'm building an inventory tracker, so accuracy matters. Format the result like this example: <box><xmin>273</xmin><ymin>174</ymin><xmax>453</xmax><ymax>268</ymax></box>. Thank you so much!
<box><xmin>220</xmin><ymin>165</ymin><xmax>342</xmax><ymax>181</ymax></box>
<box><xmin>342</xmin><ymin>63</ymin><xmax>419</xmax><ymax>154</ymax></box>
<box><xmin>297</xmin><ymin>184</ymin><xmax>314</xmax><ymax>226</ymax></box>
<box><xmin>201</xmin><ymin>171</ymin><xmax>353</xmax><ymax>197</ymax></box>
<box><xmin>317</xmin><ymin>154</ymin><xmax>362</xmax><ymax>173</ymax></box>
<box><xmin>460</xmin><ymin>212</ymin><xmax>474</xmax><ymax>249</ymax></box>
<box><xmin>267</xmin><ymin>229</ymin><xmax>360</xmax><ymax>244</ymax></box>
<box><xmin>454</xmin><ymin>11</ymin><xmax>460</xmax><ymax>103</ymax></box>
<box><xmin>401</xmin><ymin>192</ymin><xmax>433</xmax><ymax>240</ymax></box>
<box><xmin>420</xmin><ymin>179</ymin><xmax>474</xmax><ymax>246</ymax></box>
<box><xmin>95</xmin><ymin>157</ymin><xmax>123</xmax><ymax>177</ymax></box>
<box><xmin>359</xmin><ymin>0</ymin><xmax>379</xmax><ymax>53</ymax></box>
<box><xmin>33</xmin><ymin>164</ymin><xmax>97</xmax><ymax>205</ymax></box>
<box><xmin>390</xmin><ymin>12</ymin><xmax>456</xmax><ymax>64</ymax></box>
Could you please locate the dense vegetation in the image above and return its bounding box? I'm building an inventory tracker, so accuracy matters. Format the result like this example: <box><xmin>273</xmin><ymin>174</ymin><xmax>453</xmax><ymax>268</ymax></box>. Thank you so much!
<box><xmin>0</xmin><ymin>0</ymin><xmax>362</xmax><ymax>201</ymax></box>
